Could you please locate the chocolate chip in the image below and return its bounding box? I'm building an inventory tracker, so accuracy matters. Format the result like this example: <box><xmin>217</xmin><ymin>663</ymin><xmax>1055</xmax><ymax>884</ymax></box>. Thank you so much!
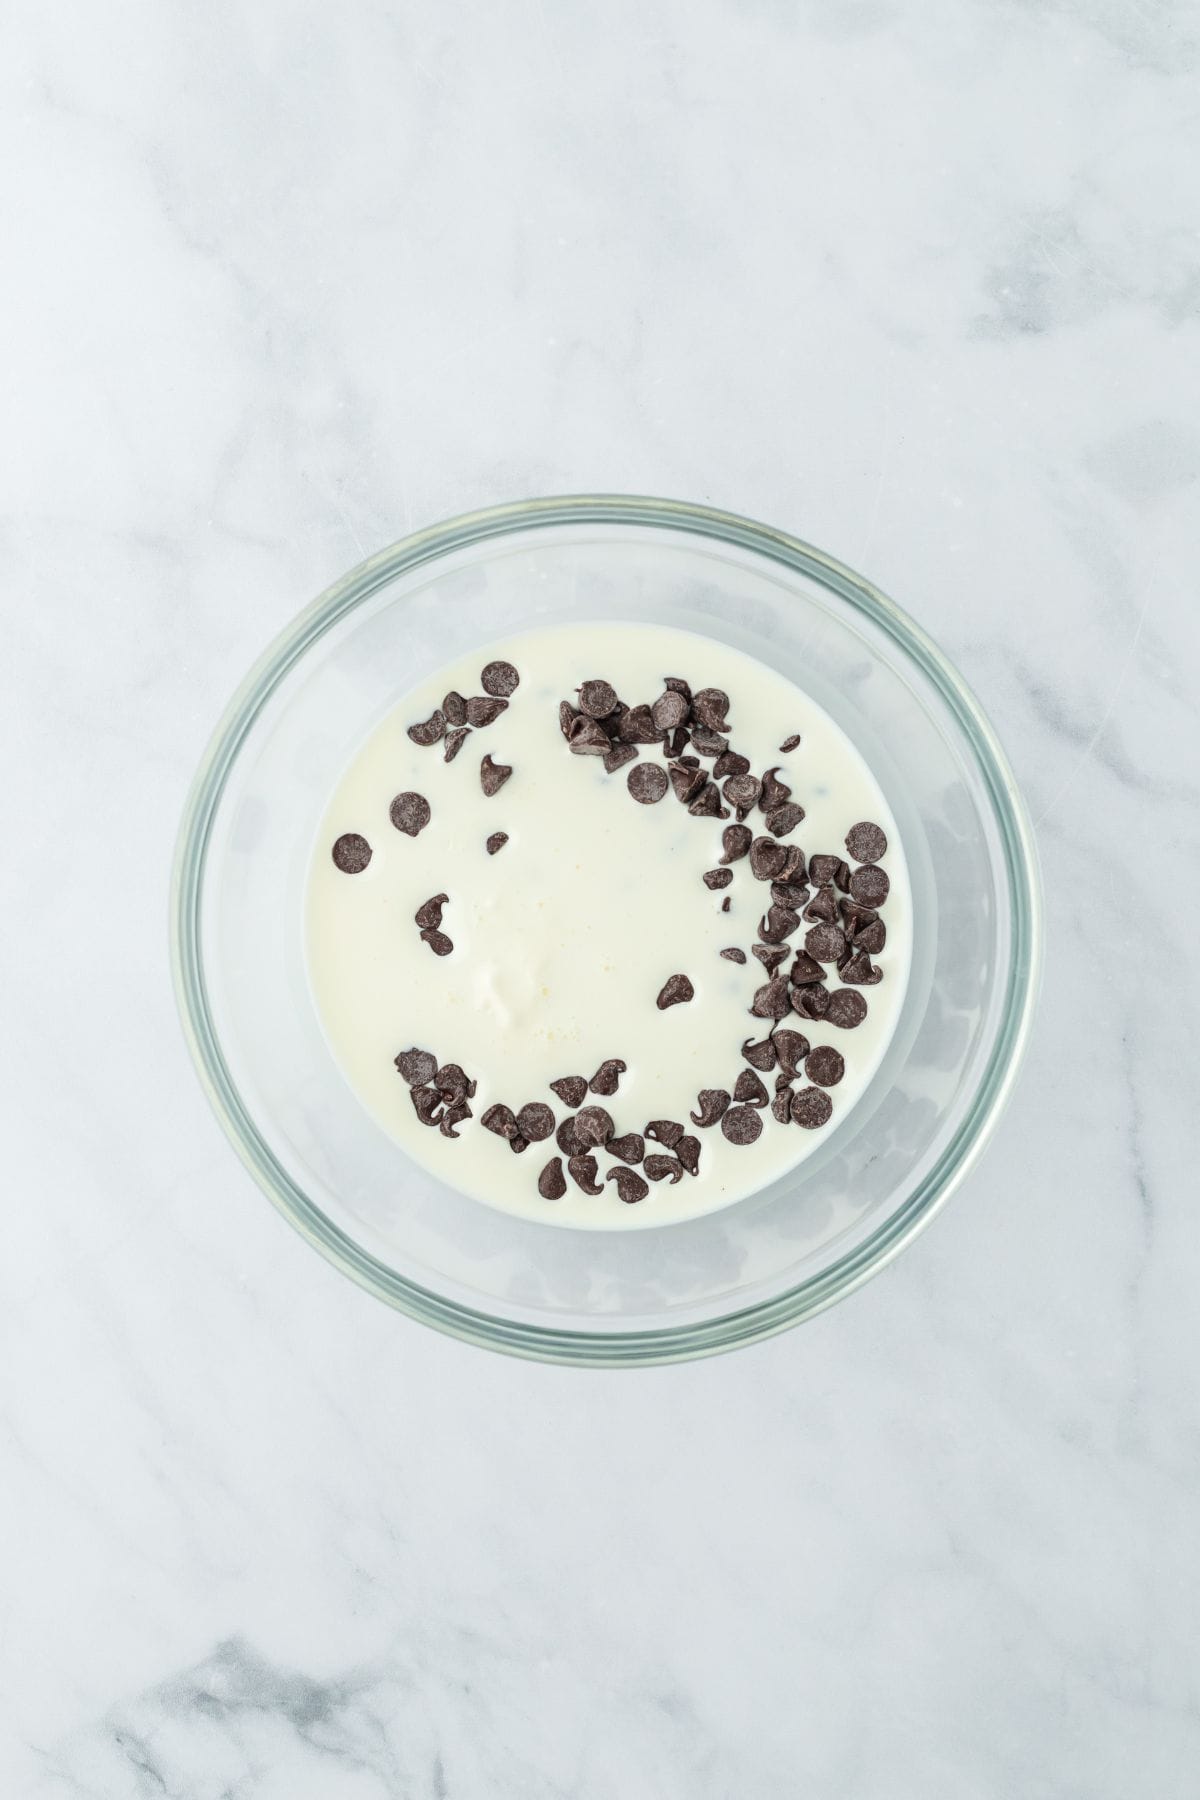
<box><xmin>721</xmin><ymin>896</ymin><xmax>731</xmax><ymax>913</ymax></box>
<box><xmin>806</xmin><ymin>1045</ymin><xmax>845</xmax><ymax>1087</ymax></box>
<box><xmin>840</xmin><ymin>951</ymin><xmax>884</xmax><ymax>986</ymax></box>
<box><xmin>414</xmin><ymin>892</ymin><xmax>448</xmax><ymax>929</ymax></box>
<box><xmin>664</xmin><ymin>676</ymin><xmax>692</xmax><ymax>698</ymax></box>
<box><xmin>566</xmin><ymin>716</ymin><xmax>608</xmax><ymax>756</ymax></box>
<box><xmin>480</xmin><ymin>754</ymin><xmax>512</xmax><ymax>797</ymax></box>
<box><xmin>604</xmin><ymin>1166</ymin><xmax>648</xmax><ymax>1204</ymax></box>
<box><xmin>443</xmin><ymin>691</ymin><xmax>467</xmax><ymax>725</ymax></box>
<box><xmin>791</xmin><ymin>1086</ymin><xmax>833</xmax><ymax>1129</ymax></box>
<box><xmin>516</xmin><ymin>1102</ymin><xmax>555</xmax><ymax>1142</ymax></box>
<box><xmin>807</xmin><ymin>854</ymin><xmax>842</xmax><ymax>886</ymax></box>
<box><xmin>444</xmin><ymin>726</ymin><xmax>470</xmax><ymax>763</ymax></box>
<box><xmin>720</xmin><ymin>947</ymin><xmax>747</xmax><ymax>963</ymax></box>
<box><xmin>849</xmin><ymin>864</ymin><xmax>890</xmax><ymax>906</ymax></box>
<box><xmin>604</xmin><ymin>742</ymin><xmax>639</xmax><ymax>773</ymax></box>
<box><xmin>574</xmin><ymin>1105</ymin><xmax>614</xmax><ymax>1148</ymax></box>
<box><xmin>771</xmin><ymin>1087</ymin><xmax>793</xmax><ymax>1123</ymax></box>
<box><xmin>771</xmin><ymin>882</ymin><xmax>810</xmax><ymax>909</ymax></box>
<box><xmin>556</xmin><ymin>1116</ymin><xmax>589</xmax><ymax>1158</ymax></box>
<box><xmin>410</xmin><ymin>1086</ymin><xmax>442</xmax><ymax>1126</ymax></box>
<box><xmin>486</xmin><ymin>832</ymin><xmax>509</xmax><ymax>855</ymax></box>
<box><xmin>794</xmin><ymin>983</ymin><xmax>832</xmax><ymax>1020</ymax></box>
<box><xmin>482</xmin><ymin>1102</ymin><xmax>519</xmax><ymax>1138</ymax></box>
<box><xmin>687</xmin><ymin>784</ymin><xmax>725</xmax><ymax>818</ymax></box>
<box><xmin>750</xmin><ymin>976</ymin><xmax>791</xmax><ymax>1020</ymax></box>
<box><xmin>759</xmin><ymin>767</ymin><xmax>791</xmax><ymax>811</ymax></box>
<box><xmin>691</xmin><ymin>687</ymin><xmax>730</xmax><ymax>729</ymax></box>
<box><xmin>690</xmin><ymin>727</ymin><xmax>728</xmax><ymax>757</ymax></box>
<box><xmin>777</xmin><ymin>846</ymin><xmax>807</xmax><ymax>883</ymax></box>
<box><xmin>790</xmin><ymin>950</ymin><xmax>826</xmax><ymax>985</ymax></box>
<box><xmin>434</xmin><ymin>1064</ymin><xmax>475</xmax><ymax>1101</ymax></box>
<box><xmin>759</xmin><ymin>904</ymin><xmax>800</xmax><ymax>943</ymax></box>
<box><xmin>420</xmin><ymin>928</ymin><xmax>454</xmax><ymax>956</ymax></box>
<box><xmin>578</xmin><ymin>678</ymin><xmax>618</xmax><ymax>718</ymax></box>
<box><xmin>703</xmin><ymin>867</ymin><xmax>733</xmax><ymax>891</ymax></box>
<box><xmin>568</xmin><ymin>1154</ymin><xmax>602</xmax><ymax>1195</ymax></box>
<box><xmin>772</xmin><ymin>1029</ymin><xmax>810</xmax><ymax>1079</ymax></box>
<box><xmin>856</xmin><ymin>918</ymin><xmax>887</xmax><ymax>954</ymax></box>
<box><xmin>550</xmin><ymin>1076</ymin><xmax>588</xmax><ymax>1108</ymax></box>
<box><xmin>656</xmin><ymin>973</ymin><xmax>694</xmax><ymax>1009</ymax></box>
<box><xmin>394</xmin><ymin>1047</ymin><xmax>437</xmax><ymax>1086</ymax></box>
<box><xmin>407</xmin><ymin>709</ymin><xmax>445</xmax><ymax>747</ymax></box>
<box><xmin>390</xmin><ymin>791</ymin><xmax>430</xmax><ymax>837</ymax></box>
<box><xmin>805</xmin><ymin>887</ymin><xmax>840</xmax><ymax>924</ymax></box>
<box><xmin>481</xmin><ymin>660</ymin><xmax>520</xmax><ymax>698</ymax></box>
<box><xmin>714</xmin><ymin>753</ymin><xmax>751</xmax><ymax>783</ymax></box>
<box><xmin>466</xmin><ymin>695</ymin><xmax>508</xmax><ymax>728</ymax></box>
<box><xmin>843</xmin><ymin>820</ymin><xmax>885</xmax><ymax>861</ymax></box>
<box><xmin>741</xmin><ymin>1034</ymin><xmax>777</xmax><ymax>1071</ymax></box>
<box><xmin>749</xmin><ymin>837</ymin><xmax>788</xmax><ymax>881</ymax></box>
<box><xmin>618</xmin><ymin>704</ymin><xmax>660</xmax><ymax>744</ymax></box>
<box><xmin>723</xmin><ymin>773</ymin><xmax>761</xmax><ymax>812</ymax></box>
<box><xmin>628</xmin><ymin>763</ymin><xmax>668</xmax><ymax>804</ymax></box>
<box><xmin>719</xmin><ymin>824</ymin><xmax>753</xmax><ymax>865</ymax></box>
<box><xmin>645</xmin><ymin>1119</ymin><xmax>684</xmax><ymax>1148</ymax></box>
<box><xmin>733</xmin><ymin>1067</ymin><xmax>769</xmax><ymax>1108</ymax></box>
<box><xmin>675</xmin><ymin>1134</ymin><xmax>701</xmax><ymax>1175</ymax></box>
<box><xmin>690</xmin><ymin>1089</ymin><xmax>731</xmax><ymax>1127</ymax></box>
<box><xmin>537</xmin><ymin>1157</ymin><xmax>567</xmax><ymax>1200</ymax></box>
<box><xmin>651</xmin><ymin>690</ymin><xmax>689</xmax><ymax>731</ymax></box>
<box><xmin>780</xmin><ymin>733</ymin><xmax>802</xmax><ymax>752</ymax></box>
<box><xmin>440</xmin><ymin>1098</ymin><xmax>472</xmax><ymax>1138</ymax></box>
<box><xmin>559</xmin><ymin>701</ymin><xmax>577</xmax><ymax>740</ymax></box>
<box><xmin>721</xmin><ymin>1105</ymin><xmax>762</xmax><ymax>1145</ymax></box>
<box><xmin>509</xmin><ymin>1134</ymin><xmax>529</xmax><ymax>1155</ymax></box>
<box><xmin>643</xmin><ymin>1154</ymin><xmax>683</xmax><ymax>1183</ymax></box>
<box><xmin>332</xmin><ymin>833</ymin><xmax>372</xmax><ymax>873</ymax></box>
<box><xmin>826</xmin><ymin>989</ymin><xmax>867</xmax><ymax>1029</ymax></box>
<box><xmin>590</xmin><ymin>1059</ymin><xmax>627</xmax><ymax>1096</ymax></box>
<box><xmin>765</xmin><ymin>802</ymin><xmax>805</xmax><ymax>838</ymax></box>
<box><xmin>663</xmin><ymin>763</ymin><xmax>701</xmax><ymax>805</ymax></box>
<box><xmin>665</xmin><ymin>724</ymin><xmax>692</xmax><ymax>759</ymax></box>
<box><xmin>608</xmin><ymin>1132</ymin><xmax>645</xmax><ymax>1164</ymax></box>
<box><xmin>834</xmin><ymin>859</ymin><xmax>852</xmax><ymax>893</ymax></box>
<box><xmin>752</xmin><ymin>944</ymin><xmax>789</xmax><ymax>972</ymax></box>
<box><xmin>805</xmin><ymin>924</ymin><xmax>846</xmax><ymax>963</ymax></box>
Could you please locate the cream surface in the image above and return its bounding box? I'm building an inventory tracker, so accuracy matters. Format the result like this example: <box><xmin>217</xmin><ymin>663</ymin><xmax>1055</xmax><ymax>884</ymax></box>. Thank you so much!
<box><xmin>306</xmin><ymin>622</ymin><xmax>910</xmax><ymax>1226</ymax></box>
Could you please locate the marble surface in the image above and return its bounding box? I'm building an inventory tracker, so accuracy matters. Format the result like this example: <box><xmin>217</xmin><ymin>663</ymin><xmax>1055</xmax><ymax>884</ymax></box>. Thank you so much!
<box><xmin>3</xmin><ymin>1</ymin><xmax>1198</xmax><ymax>1793</ymax></box>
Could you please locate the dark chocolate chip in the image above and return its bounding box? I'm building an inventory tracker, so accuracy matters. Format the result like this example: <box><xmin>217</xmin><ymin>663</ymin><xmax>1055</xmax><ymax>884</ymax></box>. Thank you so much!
<box><xmin>687</xmin><ymin>784</ymin><xmax>725</xmax><ymax>818</ymax></box>
<box><xmin>771</xmin><ymin>882</ymin><xmax>810</xmax><ymax>909</ymax></box>
<box><xmin>749</xmin><ymin>837</ymin><xmax>788</xmax><ymax>881</ymax></box>
<box><xmin>434</xmin><ymin>1064</ymin><xmax>475</xmax><ymax>1100</ymax></box>
<box><xmin>846</xmin><ymin>821</ymin><xmax>887</xmax><ymax>863</ymax></box>
<box><xmin>723</xmin><ymin>773</ymin><xmax>762</xmax><ymax>812</ymax></box>
<box><xmin>407</xmin><ymin>709</ymin><xmax>445</xmax><ymax>747</ymax></box>
<box><xmin>567</xmin><ymin>717</ymin><xmax>611</xmax><ymax>756</ymax></box>
<box><xmin>589</xmin><ymin>1059</ymin><xmax>627</xmax><ymax>1096</ymax></box>
<box><xmin>656</xmin><ymin>973</ymin><xmax>694</xmax><ymax>1009</ymax></box>
<box><xmin>666</xmin><ymin>763</ymin><xmax>704</xmax><ymax>805</ymax></box>
<box><xmin>721</xmin><ymin>1105</ymin><xmax>763</xmax><ymax>1145</ymax></box>
<box><xmin>414</xmin><ymin>892</ymin><xmax>448</xmax><ymax>930</ymax></box>
<box><xmin>720</xmin><ymin>947</ymin><xmax>747</xmax><ymax>963</ymax></box>
<box><xmin>741</xmin><ymin>1034</ymin><xmax>778</xmax><ymax>1071</ymax></box>
<box><xmin>690</xmin><ymin>1089</ymin><xmax>731</xmax><ymax>1127</ymax></box>
<box><xmin>550</xmin><ymin>1075</ymin><xmax>588</xmax><ymax>1109</ymax></box>
<box><xmin>772</xmin><ymin>1029</ymin><xmax>810</xmax><ymax>1080</ymax></box>
<box><xmin>664</xmin><ymin>676</ymin><xmax>692</xmax><ymax>698</ymax></box>
<box><xmin>689</xmin><ymin>727</ymin><xmax>728</xmax><ymax>757</ymax></box>
<box><xmin>675</xmin><ymin>1134</ymin><xmax>701</xmax><ymax>1175</ymax></box>
<box><xmin>482</xmin><ymin>1102</ymin><xmax>519</xmax><ymax>1139</ymax></box>
<box><xmin>791</xmin><ymin>1086</ymin><xmax>833</xmax><ymax>1129</ymax></box>
<box><xmin>752</xmin><ymin>944</ymin><xmax>789</xmax><ymax>972</ymax></box>
<box><xmin>840</xmin><ymin>950</ymin><xmax>884</xmax><ymax>986</ymax></box>
<box><xmin>643</xmin><ymin>1153</ymin><xmax>683</xmax><ymax>1183</ymax></box>
<box><xmin>804</xmin><ymin>887</ymin><xmax>841</xmax><ymax>924</ymax></box>
<box><xmin>733</xmin><ymin>1067</ymin><xmax>769</xmax><ymax>1108</ymax></box>
<box><xmin>628</xmin><ymin>763</ymin><xmax>669</xmax><ymax>804</ymax></box>
<box><xmin>618</xmin><ymin>704</ymin><xmax>660</xmax><ymax>743</ymax></box>
<box><xmin>766</xmin><ymin>802</ymin><xmax>805</xmax><ymax>838</ymax></box>
<box><xmin>390</xmin><ymin>791</ymin><xmax>431</xmax><ymax>837</ymax></box>
<box><xmin>517</xmin><ymin>1102</ymin><xmax>555</xmax><ymax>1142</ymax></box>
<box><xmin>777</xmin><ymin>845</ymin><xmax>807</xmax><ymax>883</ymax></box>
<box><xmin>849</xmin><ymin>863</ymin><xmax>890</xmax><ymax>906</ymax></box>
<box><xmin>568</xmin><ymin>1154</ymin><xmax>602</xmax><ymax>1195</ymax></box>
<box><xmin>750</xmin><ymin>976</ymin><xmax>792</xmax><ymax>1020</ymax></box>
<box><xmin>651</xmin><ymin>690</ymin><xmax>689</xmax><ymax>731</ymax></box>
<box><xmin>794</xmin><ymin>983</ymin><xmax>832</xmax><ymax>1020</ymax></box>
<box><xmin>394</xmin><ymin>1047</ymin><xmax>437</xmax><ymax>1086</ymax></box>
<box><xmin>603</xmin><ymin>742</ymin><xmax>639</xmax><ymax>773</ymax></box>
<box><xmin>759</xmin><ymin>904</ymin><xmax>800</xmax><ymax>943</ymax></box>
<box><xmin>805</xmin><ymin>1045</ymin><xmax>845</xmax><ymax>1088</ymax></box>
<box><xmin>578</xmin><ymin>678</ymin><xmax>619</xmax><ymax>718</ymax></box>
<box><xmin>537</xmin><ymin>1157</ymin><xmax>567</xmax><ymax>1200</ymax></box>
<box><xmin>826</xmin><ymin>988</ymin><xmax>866</xmax><ymax>1029</ymax></box>
<box><xmin>645</xmin><ymin>1119</ymin><xmax>684</xmax><ymax>1148</ymax></box>
<box><xmin>759</xmin><ymin>767</ymin><xmax>791</xmax><ymax>811</ymax></box>
<box><xmin>856</xmin><ymin>918</ymin><xmax>887</xmax><ymax>955</ymax></box>
<box><xmin>440</xmin><ymin>1098</ymin><xmax>472</xmax><ymax>1138</ymax></box>
<box><xmin>443</xmin><ymin>690</ymin><xmax>467</xmax><ymax>725</ymax></box>
<box><xmin>666</xmin><ymin>724</ymin><xmax>692</xmax><ymax>759</ymax></box>
<box><xmin>691</xmin><ymin>687</ymin><xmax>731</xmax><ymax>729</ymax></box>
<box><xmin>714</xmin><ymin>751</ymin><xmax>752</xmax><ymax>782</ymax></box>
<box><xmin>486</xmin><ymin>832</ymin><xmax>509</xmax><ymax>855</ymax></box>
<box><xmin>834</xmin><ymin>860</ymin><xmax>852</xmax><ymax>893</ymax></box>
<box><xmin>704</xmin><ymin>867</ymin><xmax>733</xmax><ymax>890</ymax></box>
<box><xmin>805</xmin><ymin>924</ymin><xmax>847</xmax><ymax>963</ymax></box>
<box><xmin>420</xmin><ymin>928</ymin><xmax>454</xmax><ymax>957</ymax></box>
<box><xmin>509</xmin><ymin>1134</ymin><xmax>529</xmax><ymax>1155</ymax></box>
<box><xmin>721</xmin><ymin>896</ymin><xmax>731</xmax><ymax>913</ymax></box>
<box><xmin>480</xmin><ymin>754</ymin><xmax>512</xmax><ymax>797</ymax></box>
<box><xmin>410</xmin><ymin>1086</ymin><xmax>443</xmax><ymax>1126</ymax></box>
<box><xmin>790</xmin><ymin>951</ymin><xmax>826</xmax><ymax>985</ymax></box>
<box><xmin>779</xmin><ymin>733</ymin><xmax>802</xmax><ymax>752</ymax></box>
<box><xmin>332</xmin><ymin>833</ymin><xmax>372</xmax><ymax>873</ymax></box>
<box><xmin>559</xmin><ymin>701</ymin><xmax>577</xmax><ymax>740</ymax></box>
<box><xmin>607</xmin><ymin>1166</ymin><xmax>649</xmax><ymax>1205</ymax></box>
<box><xmin>466</xmin><ymin>695</ymin><xmax>508</xmax><ymax>728</ymax></box>
<box><xmin>556</xmin><ymin>1115</ymin><xmax>589</xmax><ymax>1158</ymax></box>
<box><xmin>444</xmin><ymin>726</ymin><xmax>470</xmax><ymax>763</ymax></box>
<box><xmin>720</xmin><ymin>824</ymin><xmax>753</xmax><ymax>864</ymax></box>
<box><xmin>771</xmin><ymin>1086</ymin><xmax>793</xmax><ymax>1123</ymax></box>
<box><xmin>481</xmin><ymin>660</ymin><xmax>520</xmax><ymax>698</ymax></box>
<box><xmin>574</xmin><ymin>1105</ymin><xmax>614</xmax><ymax>1148</ymax></box>
<box><xmin>608</xmin><ymin>1132</ymin><xmax>645</xmax><ymax>1165</ymax></box>
<box><xmin>807</xmin><ymin>854</ymin><xmax>842</xmax><ymax>886</ymax></box>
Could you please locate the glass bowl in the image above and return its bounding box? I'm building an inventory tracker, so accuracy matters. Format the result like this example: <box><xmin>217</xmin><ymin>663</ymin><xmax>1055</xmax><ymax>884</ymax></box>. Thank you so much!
<box><xmin>172</xmin><ymin>496</ymin><xmax>1041</xmax><ymax>1365</ymax></box>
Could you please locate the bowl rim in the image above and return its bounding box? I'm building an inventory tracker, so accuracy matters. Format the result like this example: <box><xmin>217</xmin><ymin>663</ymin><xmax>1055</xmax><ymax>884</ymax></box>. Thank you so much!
<box><xmin>171</xmin><ymin>493</ymin><xmax>1042</xmax><ymax>1366</ymax></box>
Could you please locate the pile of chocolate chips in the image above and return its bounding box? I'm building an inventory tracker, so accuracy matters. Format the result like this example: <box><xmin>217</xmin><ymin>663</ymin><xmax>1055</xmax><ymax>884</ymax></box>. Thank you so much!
<box><xmin>394</xmin><ymin>1049</ymin><xmax>478</xmax><ymax>1140</ymax></box>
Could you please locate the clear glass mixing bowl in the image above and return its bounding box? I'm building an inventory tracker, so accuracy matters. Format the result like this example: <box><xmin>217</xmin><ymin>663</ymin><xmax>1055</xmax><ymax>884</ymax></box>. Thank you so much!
<box><xmin>172</xmin><ymin>496</ymin><xmax>1041</xmax><ymax>1364</ymax></box>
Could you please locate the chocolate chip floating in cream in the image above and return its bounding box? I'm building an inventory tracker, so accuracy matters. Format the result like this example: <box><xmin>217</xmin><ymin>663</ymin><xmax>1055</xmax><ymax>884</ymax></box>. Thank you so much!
<box><xmin>486</xmin><ymin>832</ymin><xmax>509</xmax><ymax>855</ymax></box>
<box><xmin>407</xmin><ymin>709</ymin><xmax>445</xmax><ymax>747</ymax></box>
<box><xmin>481</xmin><ymin>660</ymin><xmax>520</xmax><ymax>698</ymax></box>
<box><xmin>656</xmin><ymin>973</ymin><xmax>694</xmax><ymax>1009</ymax></box>
<box><xmin>628</xmin><ymin>763</ymin><xmax>668</xmax><ymax>804</ymax></box>
<box><xmin>332</xmin><ymin>833</ymin><xmax>372</xmax><ymax>873</ymax></box>
<box><xmin>480</xmin><ymin>754</ymin><xmax>512</xmax><ymax>797</ymax></box>
<box><xmin>390</xmin><ymin>791</ymin><xmax>430</xmax><ymax>837</ymax></box>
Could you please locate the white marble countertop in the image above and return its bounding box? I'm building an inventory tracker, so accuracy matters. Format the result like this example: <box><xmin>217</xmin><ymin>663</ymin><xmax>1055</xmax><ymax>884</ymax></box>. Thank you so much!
<box><xmin>4</xmin><ymin>3</ymin><xmax>1198</xmax><ymax>1794</ymax></box>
